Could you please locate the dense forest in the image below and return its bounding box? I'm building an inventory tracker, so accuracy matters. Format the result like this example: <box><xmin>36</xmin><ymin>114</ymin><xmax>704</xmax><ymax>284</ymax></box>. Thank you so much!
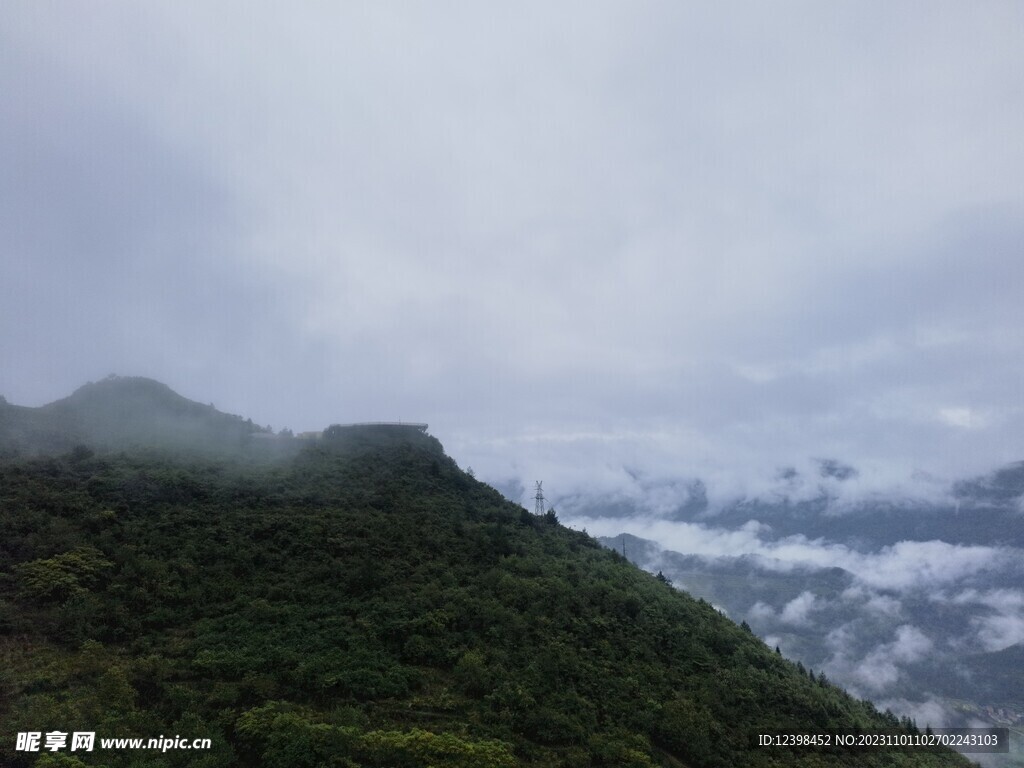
<box><xmin>1</xmin><ymin>422</ymin><xmax>974</xmax><ymax>767</ymax></box>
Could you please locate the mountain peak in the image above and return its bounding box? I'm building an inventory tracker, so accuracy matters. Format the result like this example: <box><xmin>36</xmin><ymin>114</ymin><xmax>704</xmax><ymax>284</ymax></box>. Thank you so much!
<box><xmin>1</xmin><ymin>376</ymin><xmax>269</xmax><ymax>457</ymax></box>
<box><xmin>59</xmin><ymin>374</ymin><xmax>186</xmax><ymax>408</ymax></box>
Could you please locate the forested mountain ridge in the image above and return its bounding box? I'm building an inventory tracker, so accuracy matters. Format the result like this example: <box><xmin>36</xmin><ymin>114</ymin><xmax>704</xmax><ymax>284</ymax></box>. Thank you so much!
<box><xmin>1</xmin><ymin>400</ymin><xmax>974</xmax><ymax>765</ymax></box>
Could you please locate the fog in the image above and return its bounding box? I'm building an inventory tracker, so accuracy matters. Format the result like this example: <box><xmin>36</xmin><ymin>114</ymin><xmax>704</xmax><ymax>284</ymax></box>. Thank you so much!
<box><xmin>3</xmin><ymin>3</ymin><xmax>1023</xmax><ymax>505</ymax></box>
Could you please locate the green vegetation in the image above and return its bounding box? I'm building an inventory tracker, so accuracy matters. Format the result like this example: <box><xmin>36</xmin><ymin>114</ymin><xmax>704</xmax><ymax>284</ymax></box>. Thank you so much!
<box><xmin>1</xmin><ymin>426</ymin><xmax>972</xmax><ymax>767</ymax></box>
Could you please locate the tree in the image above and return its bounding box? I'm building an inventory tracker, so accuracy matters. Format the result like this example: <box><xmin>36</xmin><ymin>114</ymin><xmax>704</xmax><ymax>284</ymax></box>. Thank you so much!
<box><xmin>16</xmin><ymin>547</ymin><xmax>113</xmax><ymax>601</ymax></box>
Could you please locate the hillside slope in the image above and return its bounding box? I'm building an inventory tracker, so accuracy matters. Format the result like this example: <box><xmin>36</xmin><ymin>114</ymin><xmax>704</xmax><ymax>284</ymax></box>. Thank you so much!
<box><xmin>0</xmin><ymin>423</ymin><xmax>974</xmax><ymax>767</ymax></box>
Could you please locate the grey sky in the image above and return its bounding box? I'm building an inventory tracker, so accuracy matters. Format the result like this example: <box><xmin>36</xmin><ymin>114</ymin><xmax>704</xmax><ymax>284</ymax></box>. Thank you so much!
<box><xmin>3</xmin><ymin>2</ymin><xmax>1023</xmax><ymax>502</ymax></box>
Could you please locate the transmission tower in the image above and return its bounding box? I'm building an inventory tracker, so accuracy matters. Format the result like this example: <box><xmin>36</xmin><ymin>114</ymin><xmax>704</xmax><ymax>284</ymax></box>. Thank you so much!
<box><xmin>534</xmin><ymin>481</ymin><xmax>545</xmax><ymax>516</ymax></box>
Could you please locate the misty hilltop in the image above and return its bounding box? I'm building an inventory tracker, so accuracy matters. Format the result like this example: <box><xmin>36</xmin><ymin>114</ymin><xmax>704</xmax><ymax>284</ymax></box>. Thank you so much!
<box><xmin>0</xmin><ymin>375</ymin><xmax>279</xmax><ymax>458</ymax></box>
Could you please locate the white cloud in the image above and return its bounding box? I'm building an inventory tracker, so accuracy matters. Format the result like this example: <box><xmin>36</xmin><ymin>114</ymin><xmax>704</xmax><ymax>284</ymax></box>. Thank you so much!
<box><xmin>843</xmin><ymin>587</ymin><xmax>903</xmax><ymax>617</ymax></box>
<box><xmin>949</xmin><ymin>588</ymin><xmax>1024</xmax><ymax>612</ymax></box>
<box><xmin>828</xmin><ymin>625</ymin><xmax>933</xmax><ymax>695</ymax></box>
<box><xmin>566</xmin><ymin>514</ymin><xmax>1017</xmax><ymax>593</ymax></box>
<box><xmin>851</xmin><ymin>541</ymin><xmax>1006</xmax><ymax>591</ymax></box>
<box><xmin>939</xmin><ymin>588</ymin><xmax>1024</xmax><ymax>652</ymax></box>
<box><xmin>973</xmin><ymin>613</ymin><xmax>1024</xmax><ymax>652</ymax></box>
<box><xmin>864</xmin><ymin>594</ymin><xmax>903</xmax><ymax>618</ymax></box>
<box><xmin>889</xmin><ymin>625</ymin><xmax>934</xmax><ymax>663</ymax></box>
<box><xmin>938</xmin><ymin>407</ymin><xmax>988</xmax><ymax>429</ymax></box>
<box><xmin>850</xmin><ymin>653</ymin><xmax>901</xmax><ymax>693</ymax></box>
<box><xmin>780</xmin><ymin>591</ymin><xmax>820</xmax><ymax>626</ymax></box>
<box><xmin>825</xmin><ymin>622</ymin><xmax>857</xmax><ymax>652</ymax></box>
<box><xmin>748</xmin><ymin>602</ymin><xmax>775</xmax><ymax>623</ymax></box>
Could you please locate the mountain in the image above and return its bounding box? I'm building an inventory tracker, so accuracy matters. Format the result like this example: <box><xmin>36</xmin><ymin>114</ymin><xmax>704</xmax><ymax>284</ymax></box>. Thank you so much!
<box><xmin>0</xmin><ymin>381</ymin><xmax>975</xmax><ymax>766</ymax></box>
<box><xmin>597</xmin><ymin>530</ymin><xmax>1024</xmax><ymax>764</ymax></box>
<box><xmin>0</xmin><ymin>375</ymin><xmax>283</xmax><ymax>458</ymax></box>
<box><xmin>907</xmin><ymin>642</ymin><xmax>1024</xmax><ymax>713</ymax></box>
<box><xmin>679</xmin><ymin>492</ymin><xmax>1024</xmax><ymax>551</ymax></box>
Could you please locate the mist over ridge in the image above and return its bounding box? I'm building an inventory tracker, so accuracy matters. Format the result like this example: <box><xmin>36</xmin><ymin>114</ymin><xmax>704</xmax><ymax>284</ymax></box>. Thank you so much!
<box><xmin>5</xmin><ymin>374</ymin><xmax>1022</xmax><ymax>522</ymax></box>
<box><xmin>4</xmin><ymin>4</ymin><xmax>1024</xmax><ymax>513</ymax></box>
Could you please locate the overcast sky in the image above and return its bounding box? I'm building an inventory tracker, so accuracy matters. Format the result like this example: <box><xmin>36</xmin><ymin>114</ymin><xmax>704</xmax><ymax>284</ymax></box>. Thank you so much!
<box><xmin>3</xmin><ymin>2</ymin><xmax>1023</xmax><ymax>503</ymax></box>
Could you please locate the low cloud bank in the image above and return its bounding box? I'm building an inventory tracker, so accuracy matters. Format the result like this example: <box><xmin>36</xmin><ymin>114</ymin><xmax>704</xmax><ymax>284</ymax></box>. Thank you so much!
<box><xmin>465</xmin><ymin>422</ymin><xmax>1023</xmax><ymax>521</ymax></box>
<box><xmin>566</xmin><ymin>514</ymin><xmax>1017</xmax><ymax>593</ymax></box>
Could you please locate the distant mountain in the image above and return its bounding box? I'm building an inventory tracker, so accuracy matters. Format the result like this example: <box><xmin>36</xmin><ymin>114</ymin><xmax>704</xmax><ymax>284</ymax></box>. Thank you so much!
<box><xmin>0</xmin><ymin>375</ymin><xmax>280</xmax><ymax>457</ymax></box>
<box><xmin>953</xmin><ymin>462</ymin><xmax>1024</xmax><ymax>506</ymax></box>
<box><xmin>907</xmin><ymin>643</ymin><xmax>1024</xmax><ymax>711</ymax></box>
<box><xmin>692</xmin><ymin>493</ymin><xmax>1024</xmax><ymax>550</ymax></box>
